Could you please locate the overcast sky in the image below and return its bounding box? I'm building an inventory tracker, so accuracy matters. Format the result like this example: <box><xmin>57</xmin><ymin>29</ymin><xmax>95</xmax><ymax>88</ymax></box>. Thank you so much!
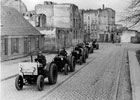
<box><xmin>22</xmin><ymin>0</ymin><xmax>131</xmax><ymax>23</ymax></box>
<box><xmin>22</xmin><ymin>0</ymin><xmax>130</xmax><ymax>11</ymax></box>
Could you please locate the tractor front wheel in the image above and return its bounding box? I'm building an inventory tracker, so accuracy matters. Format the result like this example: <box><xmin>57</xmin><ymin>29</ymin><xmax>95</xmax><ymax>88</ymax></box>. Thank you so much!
<box><xmin>37</xmin><ymin>75</ymin><xmax>44</xmax><ymax>91</ymax></box>
<box><xmin>64</xmin><ymin>64</ymin><xmax>68</xmax><ymax>75</ymax></box>
<box><xmin>15</xmin><ymin>75</ymin><xmax>23</xmax><ymax>90</ymax></box>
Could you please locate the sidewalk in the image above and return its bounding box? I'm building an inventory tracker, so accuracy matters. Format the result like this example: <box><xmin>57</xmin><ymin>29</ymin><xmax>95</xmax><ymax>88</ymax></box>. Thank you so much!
<box><xmin>128</xmin><ymin>51</ymin><xmax>140</xmax><ymax>100</ymax></box>
<box><xmin>1</xmin><ymin>48</ymin><xmax>73</xmax><ymax>81</ymax></box>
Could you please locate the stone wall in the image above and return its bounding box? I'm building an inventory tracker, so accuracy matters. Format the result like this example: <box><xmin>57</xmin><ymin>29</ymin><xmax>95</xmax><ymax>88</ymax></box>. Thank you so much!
<box><xmin>54</xmin><ymin>4</ymin><xmax>71</xmax><ymax>28</ymax></box>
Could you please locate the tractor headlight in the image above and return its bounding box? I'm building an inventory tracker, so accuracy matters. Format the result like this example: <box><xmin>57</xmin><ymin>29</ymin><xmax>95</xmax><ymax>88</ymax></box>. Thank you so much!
<box><xmin>19</xmin><ymin>67</ymin><xmax>22</xmax><ymax>72</ymax></box>
<box><xmin>61</xmin><ymin>58</ymin><xmax>63</xmax><ymax>60</ymax></box>
<box><xmin>33</xmin><ymin>67</ymin><xmax>36</xmax><ymax>73</ymax></box>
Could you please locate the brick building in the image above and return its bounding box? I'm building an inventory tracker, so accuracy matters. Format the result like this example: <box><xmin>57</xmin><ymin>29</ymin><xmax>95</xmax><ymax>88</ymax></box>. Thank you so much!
<box><xmin>1</xmin><ymin>6</ymin><xmax>44</xmax><ymax>61</ymax></box>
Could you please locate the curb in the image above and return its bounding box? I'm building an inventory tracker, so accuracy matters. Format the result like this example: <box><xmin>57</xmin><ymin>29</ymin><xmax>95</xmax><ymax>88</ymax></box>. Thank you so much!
<box><xmin>128</xmin><ymin>51</ymin><xmax>140</xmax><ymax>100</ymax></box>
<box><xmin>1</xmin><ymin>74</ymin><xmax>18</xmax><ymax>81</ymax></box>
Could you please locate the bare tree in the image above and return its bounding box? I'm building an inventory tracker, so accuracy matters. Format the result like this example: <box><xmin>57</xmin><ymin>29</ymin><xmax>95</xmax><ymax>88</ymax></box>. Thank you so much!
<box><xmin>121</xmin><ymin>0</ymin><xmax>140</xmax><ymax>28</ymax></box>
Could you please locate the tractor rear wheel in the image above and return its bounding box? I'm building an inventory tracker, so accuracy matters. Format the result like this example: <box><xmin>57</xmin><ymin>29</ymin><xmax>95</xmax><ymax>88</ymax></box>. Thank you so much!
<box><xmin>48</xmin><ymin>63</ymin><xmax>58</xmax><ymax>84</ymax></box>
<box><xmin>69</xmin><ymin>56</ymin><xmax>75</xmax><ymax>72</ymax></box>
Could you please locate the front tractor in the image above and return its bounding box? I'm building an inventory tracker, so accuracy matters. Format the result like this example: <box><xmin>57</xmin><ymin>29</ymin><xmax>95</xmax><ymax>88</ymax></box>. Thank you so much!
<box><xmin>15</xmin><ymin>60</ymin><xmax>58</xmax><ymax>91</ymax></box>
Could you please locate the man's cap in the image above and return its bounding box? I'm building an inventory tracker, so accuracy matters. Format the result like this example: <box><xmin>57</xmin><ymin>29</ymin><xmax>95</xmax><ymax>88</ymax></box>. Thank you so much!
<box><xmin>38</xmin><ymin>51</ymin><xmax>42</xmax><ymax>54</ymax></box>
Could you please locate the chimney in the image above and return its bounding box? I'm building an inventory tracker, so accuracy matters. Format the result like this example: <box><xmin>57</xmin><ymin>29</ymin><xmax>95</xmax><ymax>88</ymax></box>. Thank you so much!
<box><xmin>103</xmin><ymin>4</ymin><xmax>105</xmax><ymax>9</ymax></box>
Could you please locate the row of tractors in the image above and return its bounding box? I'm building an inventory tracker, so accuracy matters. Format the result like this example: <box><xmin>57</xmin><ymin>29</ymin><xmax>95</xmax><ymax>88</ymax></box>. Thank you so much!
<box><xmin>15</xmin><ymin>41</ymin><xmax>99</xmax><ymax>91</ymax></box>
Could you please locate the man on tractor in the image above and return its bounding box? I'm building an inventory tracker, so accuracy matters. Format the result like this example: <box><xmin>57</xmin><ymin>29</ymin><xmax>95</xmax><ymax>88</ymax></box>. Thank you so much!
<box><xmin>59</xmin><ymin>47</ymin><xmax>69</xmax><ymax>64</ymax></box>
<box><xmin>59</xmin><ymin>47</ymin><xmax>67</xmax><ymax>57</ymax></box>
<box><xmin>75</xmin><ymin>45</ymin><xmax>82</xmax><ymax>54</ymax></box>
<box><xmin>35</xmin><ymin>51</ymin><xmax>47</xmax><ymax>68</ymax></box>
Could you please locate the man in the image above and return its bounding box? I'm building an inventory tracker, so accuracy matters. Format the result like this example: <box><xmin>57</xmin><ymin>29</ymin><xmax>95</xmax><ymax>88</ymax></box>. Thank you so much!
<box><xmin>35</xmin><ymin>51</ymin><xmax>47</xmax><ymax>68</ymax></box>
<box><xmin>59</xmin><ymin>47</ymin><xmax>67</xmax><ymax>57</ymax></box>
<box><xmin>75</xmin><ymin>45</ymin><xmax>82</xmax><ymax>55</ymax></box>
<box><xmin>92</xmin><ymin>39</ymin><xmax>96</xmax><ymax>48</ymax></box>
<box><xmin>59</xmin><ymin>47</ymin><xmax>69</xmax><ymax>65</ymax></box>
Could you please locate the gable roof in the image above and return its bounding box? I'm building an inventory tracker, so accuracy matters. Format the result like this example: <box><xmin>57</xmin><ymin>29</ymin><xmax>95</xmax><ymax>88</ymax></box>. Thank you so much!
<box><xmin>1</xmin><ymin>6</ymin><xmax>42</xmax><ymax>36</ymax></box>
<box><xmin>1</xmin><ymin>0</ymin><xmax>27</xmax><ymax>14</ymax></box>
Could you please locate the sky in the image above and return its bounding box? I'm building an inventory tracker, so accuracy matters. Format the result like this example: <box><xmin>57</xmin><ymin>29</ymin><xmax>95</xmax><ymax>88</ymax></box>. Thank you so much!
<box><xmin>22</xmin><ymin>0</ymin><xmax>130</xmax><ymax>11</ymax></box>
<box><xmin>22</xmin><ymin>0</ymin><xmax>131</xmax><ymax>23</ymax></box>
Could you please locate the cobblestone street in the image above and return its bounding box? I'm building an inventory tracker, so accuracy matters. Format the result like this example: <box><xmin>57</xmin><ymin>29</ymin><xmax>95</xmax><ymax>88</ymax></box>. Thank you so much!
<box><xmin>42</xmin><ymin>44</ymin><xmax>124</xmax><ymax>100</ymax></box>
<box><xmin>1</xmin><ymin>43</ymin><xmax>140</xmax><ymax>100</ymax></box>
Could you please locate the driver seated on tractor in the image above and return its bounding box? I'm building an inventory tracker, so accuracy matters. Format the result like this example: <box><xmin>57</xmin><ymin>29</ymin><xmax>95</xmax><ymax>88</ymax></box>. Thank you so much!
<box><xmin>75</xmin><ymin>46</ymin><xmax>82</xmax><ymax>55</ymax></box>
<box><xmin>92</xmin><ymin>39</ymin><xmax>97</xmax><ymax>43</ymax></box>
<box><xmin>59</xmin><ymin>47</ymin><xmax>69</xmax><ymax>64</ymax></box>
<box><xmin>92</xmin><ymin>39</ymin><xmax>97</xmax><ymax>47</ymax></box>
<box><xmin>35</xmin><ymin>51</ymin><xmax>47</xmax><ymax>68</ymax></box>
<box><xmin>59</xmin><ymin>47</ymin><xmax>68</xmax><ymax>57</ymax></box>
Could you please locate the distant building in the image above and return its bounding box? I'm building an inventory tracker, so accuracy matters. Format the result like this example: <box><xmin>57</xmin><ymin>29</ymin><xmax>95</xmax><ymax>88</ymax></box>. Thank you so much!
<box><xmin>121</xmin><ymin>30</ymin><xmax>140</xmax><ymax>43</ymax></box>
<box><xmin>83</xmin><ymin>5</ymin><xmax>116</xmax><ymax>42</ymax></box>
<box><xmin>34</xmin><ymin>1</ymin><xmax>83</xmax><ymax>50</ymax></box>
<box><xmin>24</xmin><ymin>10</ymin><xmax>36</xmax><ymax>27</ymax></box>
<box><xmin>98</xmin><ymin>6</ymin><xmax>116</xmax><ymax>42</ymax></box>
<box><xmin>116</xmin><ymin>24</ymin><xmax>123</xmax><ymax>30</ymax></box>
<box><xmin>78</xmin><ymin>9</ymin><xmax>85</xmax><ymax>43</ymax></box>
<box><xmin>35</xmin><ymin>1</ymin><xmax>55</xmax><ymax>28</ymax></box>
<box><xmin>1</xmin><ymin>0</ymin><xmax>27</xmax><ymax>15</ymax></box>
<box><xmin>53</xmin><ymin>3</ymin><xmax>81</xmax><ymax>45</ymax></box>
<box><xmin>83</xmin><ymin>9</ymin><xmax>99</xmax><ymax>41</ymax></box>
<box><xmin>1</xmin><ymin>6</ymin><xmax>44</xmax><ymax>61</ymax></box>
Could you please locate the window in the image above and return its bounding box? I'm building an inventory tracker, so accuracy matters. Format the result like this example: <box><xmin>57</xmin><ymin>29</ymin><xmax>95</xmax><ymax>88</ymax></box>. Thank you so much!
<box><xmin>36</xmin><ymin>14</ymin><xmax>46</xmax><ymax>27</ymax></box>
<box><xmin>35</xmin><ymin>37</ymin><xmax>39</xmax><ymax>49</ymax></box>
<box><xmin>91</xmin><ymin>24</ymin><xmax>94</xmax><ymax>31</ymax></box>
<box><xmin>76</xmin><ymin>31</ymin><xmax>77</xmax><ymax>39</ymax></box>
<box><xmin>11</xmin><ymin>38</ymin><xmax>19</xmax><ymax>54</ymax></box>
<box><xmin>57</xmin><ymin>30</ymin><xmax>60</xmax><ymax>39</ymax></box>
<box><xmin>24</xmin><ymin>38</ymin><xmax>31</xmax><ymax>54</ymax></box>
<box><xmin>73</xmin><ymin>31</ymin><xmax>75</xmax><ymax>39</ymax></box>
<box><xmin>1</xmin><ymin>38</ymin><xmax>8</xmax><ymax>55</ymax></box>
<box><xmin>88</xmin><ymin>16</ymin><xmax>90</xmax><ymax>20</ymax></box>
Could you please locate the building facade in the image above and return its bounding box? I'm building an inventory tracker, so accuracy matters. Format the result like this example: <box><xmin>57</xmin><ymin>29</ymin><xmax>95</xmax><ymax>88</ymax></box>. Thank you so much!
<box><xmin>35</xmin><ymin>1</ymin><xmax>55</xmax><ymax>28</ymax></box>
<box><xmin>78</xmin><ymin>9</ymin><xmax>85</xmax><ymax>43</ymax></box>
<box><xmin>83</xmin><ymin>5</ymin><xmax>116</xmax><ymax>42</ymax></box>
<box><xmin>34</xmin><ymin>1</ymin><xmax>83</xmax><ymax>50</ymax></box>
<box><xmin>98</xmin><ymin>7</ymin><xmax>116</xmax><ymax>42</ymax></box>
<box><xmin>83</xmin><ymin>9</ymin><xmax>99</xmax><ymax>41</ymax></box>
